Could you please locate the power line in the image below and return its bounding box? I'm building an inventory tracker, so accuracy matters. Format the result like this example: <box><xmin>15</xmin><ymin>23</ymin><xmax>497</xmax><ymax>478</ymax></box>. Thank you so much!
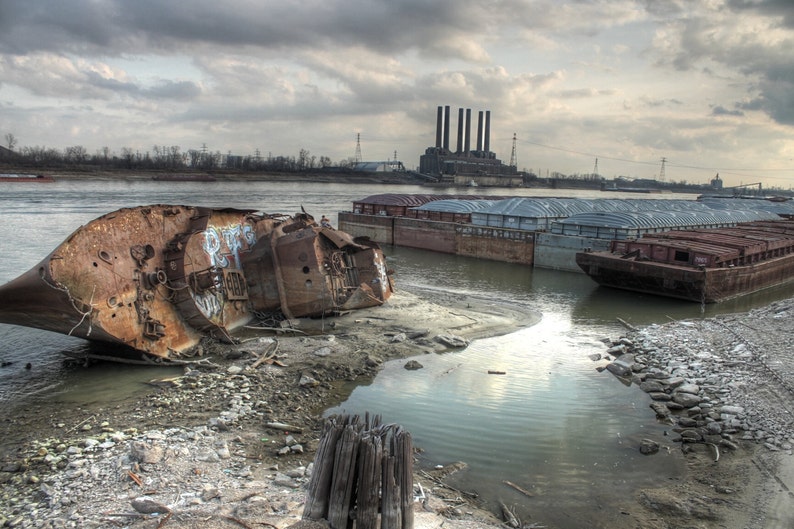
<box><xmin>517</xmin><ymin>137</ymin><xmax>792</xmax><ymax>176</ymax></box>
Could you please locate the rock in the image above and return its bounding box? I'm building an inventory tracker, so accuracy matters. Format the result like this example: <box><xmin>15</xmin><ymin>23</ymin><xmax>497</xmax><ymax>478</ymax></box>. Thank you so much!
<box><xmin>665</xmin><ymin>377</ymin><xmax>686</xmax><ymax>389</ymax></box>
<box><xmin>639</xmin><ymin>380</ymin><xmax>665</xmax><ymax>393</ymax></box>
<box><xmin>228</xmin><ymin>365</ymin><xmax>244</xmax><ymax>375</ymax></box>
<box><xmin>129</xmin><ymin>441</ymin><xmax>164</xmax><ymax>464</ymax></box>
<box><xmin>131</xmin><ymin>497</ymin><xmax>170</xmax><ymax>514</ymax></box>
<box><xmin>649</xmin><ymin>402</ymin><xmax>671</xmax><ymax>419</ymax></box>
<box><xmin>216</xmin><ymin>444</ymin><xmax>231</xmax><ymax>459</ymax></box>
<box><xmin>679</xmin><ymin>429</ymin><xmax>703</xmax><ymax>442</ymax></box>
<box><xmin>208</xmin><ymin>418</ymin><xmax>229</xmax><ymax>431</ymax></box>
<box><xmin>197</xmin><ymin>448</ymin><xmax>221</xmax><ymax>462</ymax></box>
<box><xmin>364</xmin><ymin>355</ymin><xmax>382</xmax><ymax>367</ymax></box>
<box><xmin>606</xmin><ymin>361</ymin><xmax>631</xmax><ymax>377</ymax></box>
<box><xmin>390</xmin><ymin>332</ymin><xmax>407</xmax><ymax>343</ymax></box>
<box><xmin>312</xmin><ymin>346</ymin><xmax>332</xmax><ymax>357</ymax></box>
<box><xmin>285</xmin><ymin>466</ymin><xmax>306</xmax><ymax>478</ymax></box>
<box><xmin>720</xmin><ymin>405</ymin><xmax>745</xmax><ymax>416</ymax></box>
<box><xmin>675</xmin><ymin>383</ymin><xmax>701</xmax><ymax>395</ymax></box>
<box><xmin>672</xmin><ymin>392</ymin><xmax>702</xmax><ymax>408</ymax></box>
<box><xmin>201</xmin><ymin>486</ymin><xmax>221</xmax><ymax>501</ymax></box>
<box><xmin>434</xmin><ymin>334</ymin><xmax>469</xmax><ymax>348</ymax></box>
<box><xmin>639</xmin><ymin>439</ymin><xmax>660</xmax><ymax>455</ymax></box>
<box><xmin>404</xmin><ymin>360</ymin><xmax>424</xmax><ymax>370</ymax></box>
<box><xmin>274</xmin><ymin>474</ymin><xmax>300</xmax><ymax>488</ymax></box>
<box><xmin>299</xmin><ymin>374</ymin><xmax>320</xmax><ymax>387</ymax></box>
<box><xmin>705</xmin><ymin>421</ymin><xmax>723</xmax><ymax>435</ymax></box>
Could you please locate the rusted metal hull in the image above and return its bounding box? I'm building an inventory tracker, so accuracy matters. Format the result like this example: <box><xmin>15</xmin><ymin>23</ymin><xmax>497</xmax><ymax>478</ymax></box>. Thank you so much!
<box><xmin>0</xmin><ymin>205</ymin><xmax>392</xmax><ymax>360</ymax></box>
<box><xmin>576</xmin><ymin>221</ymin><xmax>794</xmax><ymax>303</ymax></box>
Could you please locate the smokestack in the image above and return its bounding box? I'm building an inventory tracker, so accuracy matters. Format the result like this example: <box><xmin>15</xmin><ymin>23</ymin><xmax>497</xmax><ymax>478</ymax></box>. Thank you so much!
<box><xmin>443</xmin><ymin>105</ymin><xmax>450</xmax><ymax>151</ymax></box>
<box><xmin>464</xmin><ymin>109</ymin><xmax>472</xmax><ymax>154</ymax></box>
<box><xmin>456</xmin><ymin>108</ymin><xmax>464</xmax><ymax>153</ymax></box>
<box><xmin>484</xmin><ymin>110</ymin><xmax>491</xmax><ymax>153</ymax></box>
<box><xmin>435</xmin><ymin>106</ymin><xmax>443</xmax><ymax>149</ymax></box>
<box><xmin>476</xmin><ymin>111</ymin><xmax>484</xmax><ymax>152</ymax></box>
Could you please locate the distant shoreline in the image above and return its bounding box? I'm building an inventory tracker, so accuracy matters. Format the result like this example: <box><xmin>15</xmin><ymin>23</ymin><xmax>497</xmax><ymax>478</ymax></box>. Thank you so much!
<box><xmin>0</xmin><ymin>166</ymin><xmax>428</xmax><ymax>185</ymax></box>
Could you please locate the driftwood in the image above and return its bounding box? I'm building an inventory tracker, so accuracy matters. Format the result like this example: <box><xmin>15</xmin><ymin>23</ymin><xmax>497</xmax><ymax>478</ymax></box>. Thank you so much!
<box><xmin>303</xmin><ymin>414</ymin><xmax>413</xmax><ymax>529</ymax></box>
<box><xmin>265</xmin><ymin>421</ymin><xmax>302</xmax><ymax>433</ymax></box>
<box><xmin>248</xmin><ymin>339</ymin><xmax>280</xmax><ymax>370</ymax></box>
<box><xmin>616</xmin><ymin>317</ymin><xmax>638</xmax><ymax>331</ymax></box>
<box><xmin>503</xmin><ymin>480</ymin><xmax>533</xmax><ymax>497</ymax></box>
<box><xmin>499</xmin><ymin>501</ymin><xmax>520</xmax><ymax>528</ymax></box>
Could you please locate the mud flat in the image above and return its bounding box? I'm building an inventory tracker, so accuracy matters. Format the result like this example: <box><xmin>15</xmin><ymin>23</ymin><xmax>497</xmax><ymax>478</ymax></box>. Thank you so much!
<box><xmin>0</xmin><ymin>289</ymin><xmax>531</xmax><ymax>529</ymax></box>
<box><xmin>1</xmin><ymin>288</ymin><xmax>793</xmax><ymax>528</ymax></box>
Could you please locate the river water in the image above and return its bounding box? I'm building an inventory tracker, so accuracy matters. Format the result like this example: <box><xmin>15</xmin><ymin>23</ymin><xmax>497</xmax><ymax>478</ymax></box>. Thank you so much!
<box><xmin>3</xmin><ymin>178</ymin><xmax>794</xmax><ymax>528</ymax></box>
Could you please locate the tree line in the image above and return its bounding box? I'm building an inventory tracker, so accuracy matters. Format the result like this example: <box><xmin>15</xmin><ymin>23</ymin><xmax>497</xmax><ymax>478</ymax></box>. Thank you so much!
<box><xmin>2</xmin><ymin>133</ymin><xmax>353</xmax><ymax>172</ymax></box>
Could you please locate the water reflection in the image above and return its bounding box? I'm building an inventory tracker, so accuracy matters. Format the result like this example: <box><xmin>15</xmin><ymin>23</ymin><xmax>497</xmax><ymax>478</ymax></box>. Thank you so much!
<box><xmin>325</xmin><ymin>316</ymin><xmax>684</xmax><ymax>527</ymax></box>
<box><xmin>0</xmin><ymin>180</ymin><xmax>785</xmax><ymax>528</ymax></box>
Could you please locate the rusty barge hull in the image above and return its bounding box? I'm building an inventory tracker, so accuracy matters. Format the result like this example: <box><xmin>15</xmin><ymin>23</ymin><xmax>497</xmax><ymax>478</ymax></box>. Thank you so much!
<box><xmin>0</xmin><ymin>205</ymin><xmax>392</xmax><ymax>360</ymax></box>
<box><xmin>575</xmin><ymin>221</ymin><xmax>794</xmax><ymax>303</ymax></box>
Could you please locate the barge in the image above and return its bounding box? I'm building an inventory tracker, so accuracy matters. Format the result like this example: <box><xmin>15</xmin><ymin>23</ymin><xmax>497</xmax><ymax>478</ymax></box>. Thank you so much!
<box><xmin>0</xmin><ymin>205</ymin><xmax>392</xmax><ymax>361</ymax></box>
<box><xmin>0</xmin><ymin>173</ymin><xmax>54</xmax><ymax>182</ymax></box>
<box><xmin>575</xmin><ymin>221</ymin><xmax>794</xmax><ymax>303</ymax></box>
<box><xmin>151</xmin><ymin>174</ymin><xmax>217</xmax><ymax>182</ymax></box>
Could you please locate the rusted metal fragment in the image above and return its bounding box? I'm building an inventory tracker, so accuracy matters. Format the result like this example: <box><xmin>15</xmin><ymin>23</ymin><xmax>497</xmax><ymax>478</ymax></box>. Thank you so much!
<box><xmin>0</xmin><ymin>205</ymin><xmax>393</xmax><ymax>360</ymax></box>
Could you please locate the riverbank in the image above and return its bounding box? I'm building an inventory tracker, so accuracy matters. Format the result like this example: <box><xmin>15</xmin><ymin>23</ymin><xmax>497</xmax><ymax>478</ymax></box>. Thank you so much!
<box><xmin>0</xmin><ymin>166</ymin><xmax>431</xmax><ymax>186</ymax></box>
<box><xmin>0</xmin><ymin>288</ymin><xmax>533</xmax><ymax>529</ymax></box>
<box><xmin>1</xmin><ymin>287</ymin><xmax>792</xmax><ymax>528</ymax></box>
<box><xmin>598</xmin><ymin>298</ymin><xmax>794</xmax><ymax>529</ymax></box>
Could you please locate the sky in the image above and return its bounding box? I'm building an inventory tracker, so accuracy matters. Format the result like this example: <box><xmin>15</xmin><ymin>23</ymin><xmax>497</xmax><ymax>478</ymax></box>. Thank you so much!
<box><xmin>1</xmin><ymin>0</ymin><xmax>793</xmax><ymax>188</ymax></box>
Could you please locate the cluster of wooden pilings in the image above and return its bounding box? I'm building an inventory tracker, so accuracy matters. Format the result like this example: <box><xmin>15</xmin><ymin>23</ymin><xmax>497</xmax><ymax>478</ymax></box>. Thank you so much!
<box><xmin>303</xmin><ymin>414</ymin><xmax>414</xmax><ymax>529</ymax></box>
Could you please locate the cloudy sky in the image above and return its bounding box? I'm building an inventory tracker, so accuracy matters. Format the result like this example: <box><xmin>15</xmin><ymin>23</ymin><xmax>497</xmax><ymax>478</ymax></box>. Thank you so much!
<box><xmin>1</xmin><ymin>0</ymin><xmax>793</xmax><ymax>187</ymax></box>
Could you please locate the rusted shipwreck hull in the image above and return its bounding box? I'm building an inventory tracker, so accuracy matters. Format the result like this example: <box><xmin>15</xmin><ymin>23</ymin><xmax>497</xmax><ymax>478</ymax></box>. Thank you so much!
<box><xmin>575</xmin><ymin>220</ymin><xmax>794</xmax><ymax>303</ymax></box>
<box><xmin>0</xmin><ymin>205</ymin><xmax>392</xmax><ymax>360</ymax></box>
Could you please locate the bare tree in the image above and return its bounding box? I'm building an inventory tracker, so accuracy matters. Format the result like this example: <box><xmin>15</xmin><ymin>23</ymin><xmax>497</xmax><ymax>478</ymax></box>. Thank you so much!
<box><xmin>5</xmin><ymin>133</ymin><xmax>17</xmax><ymax>150</ymax></box>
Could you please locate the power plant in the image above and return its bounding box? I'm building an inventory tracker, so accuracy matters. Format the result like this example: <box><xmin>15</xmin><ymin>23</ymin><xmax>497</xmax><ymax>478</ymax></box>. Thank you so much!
<box><xmin>419</xmin><ymin>105</ymin><xmax>522</xmax><ymax>186</ymax></box>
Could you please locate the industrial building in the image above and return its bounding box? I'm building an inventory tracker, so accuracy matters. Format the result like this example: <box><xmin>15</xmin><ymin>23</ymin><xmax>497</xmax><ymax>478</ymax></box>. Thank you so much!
<box><xmin>419</xmin><ymin>105</ymin><xmax>523</xmax><ymax>187</ymax></box>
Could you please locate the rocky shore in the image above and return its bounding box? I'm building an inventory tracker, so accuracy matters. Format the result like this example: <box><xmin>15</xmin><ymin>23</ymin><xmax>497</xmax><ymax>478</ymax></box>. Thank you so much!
<box><xmin>599</xmin><ymin>298</ymin><xmax>794</xmax><ymax>529</ymax></box>
<box><xmin>1</xmin><ymin>289</ymin><xmax>793</xmax><ymax>529</ymax></box>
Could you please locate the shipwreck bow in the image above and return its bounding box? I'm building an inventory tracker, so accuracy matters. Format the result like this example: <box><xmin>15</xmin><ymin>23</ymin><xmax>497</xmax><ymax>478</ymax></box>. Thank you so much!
<box><xmin>0</xmin><ymin>205</ymin><xmax>393</xmax><ymax>360</ymax></box>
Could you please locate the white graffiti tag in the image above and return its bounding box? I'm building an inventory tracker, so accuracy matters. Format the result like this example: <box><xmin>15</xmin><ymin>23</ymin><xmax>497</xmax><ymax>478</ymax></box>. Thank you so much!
<box><xmin>202</xmin><ymin>223</ymin><xmax>256</xmax><ymax>269</ymax></box>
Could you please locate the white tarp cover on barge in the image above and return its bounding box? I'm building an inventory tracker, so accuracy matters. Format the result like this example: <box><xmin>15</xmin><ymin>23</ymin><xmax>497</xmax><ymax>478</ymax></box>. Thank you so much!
<box><xmin>552</xmin><ymin>209</ymin><xmax>778</xmax><ymax>240</ymax></box>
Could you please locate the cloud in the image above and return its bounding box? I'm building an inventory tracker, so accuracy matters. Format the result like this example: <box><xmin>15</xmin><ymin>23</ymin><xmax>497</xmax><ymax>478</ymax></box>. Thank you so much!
<box><xmin>711</xmin><ymin>105</ymin><xmax>744</xmax><ymax>117</ymax></box>
<box><xmin>648</xmin><ymin>0</ymin><xmax>794</xmax><ymax>126</ymax></box>
<box><xmin>0</xmin><ymin>1</ymin><xmax>792</xmax><ymax>186</ymax></box>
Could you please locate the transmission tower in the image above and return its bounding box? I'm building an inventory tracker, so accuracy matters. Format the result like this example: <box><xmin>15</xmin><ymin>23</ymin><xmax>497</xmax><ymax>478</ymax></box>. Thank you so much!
<box><xmin>509</xmin><ymin>133</ymin><xmax>517</xmax><ymax>167</ymax></box>
<box><xmin>592</xmin><ymin>158</ymin><xmax>599</xmax><ymax>179</ymax></box>
<box><xmin>354</xmin><ymin>133</ymin><xmax>362</xmax><ymax>164</ymax></box>
<box><xmin>659</xmin><ymin>157</ymin><xmax>667</xmax><ymax>182</ymax></box>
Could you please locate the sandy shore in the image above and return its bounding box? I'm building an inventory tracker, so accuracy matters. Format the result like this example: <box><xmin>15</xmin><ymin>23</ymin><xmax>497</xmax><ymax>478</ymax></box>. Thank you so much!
<box><xmin>0</xmin><ymin>288</ymin><xmax>792</xmax><ymax>528</ymax></box>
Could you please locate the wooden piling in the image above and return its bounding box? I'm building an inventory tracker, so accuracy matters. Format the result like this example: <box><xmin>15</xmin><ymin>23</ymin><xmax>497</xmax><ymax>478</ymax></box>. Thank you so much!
<box><xmin>303</xmin><ymin>414</ymin><xmax>414</xmax><ymax>529</ymax></box>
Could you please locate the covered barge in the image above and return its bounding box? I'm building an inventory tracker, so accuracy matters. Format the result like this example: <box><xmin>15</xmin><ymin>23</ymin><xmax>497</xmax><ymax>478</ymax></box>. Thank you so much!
<box><xmin>339</xmin><ymin>194</ymin><xmax>791</xmax><ymax>272</ymax></box>
<box><xmin>575</xmin><ymin>221</ymin><xmax>794</xmax><ymax>303</ymax></box>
